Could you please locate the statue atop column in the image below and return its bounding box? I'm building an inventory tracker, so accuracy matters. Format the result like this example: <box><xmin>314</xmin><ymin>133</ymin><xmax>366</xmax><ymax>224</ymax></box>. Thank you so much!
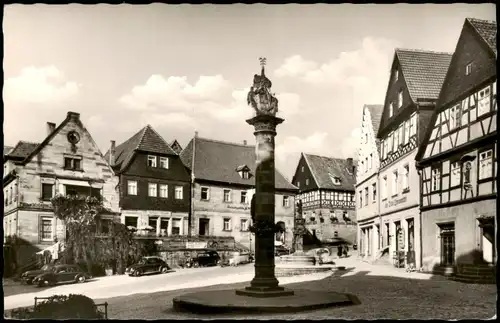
<box><xmin>292</xmin><ymin>199</ymin><xmax>306</xmax><ymax>254</ymax></box>
<box><xmin>247</xmin><ymin>57</ymin><xmax>279</xmax><ymax>117</ymax></box>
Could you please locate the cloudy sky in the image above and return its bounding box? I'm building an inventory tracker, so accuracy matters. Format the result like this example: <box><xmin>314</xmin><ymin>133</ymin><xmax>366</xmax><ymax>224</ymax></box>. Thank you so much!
<box><xmin>3</xmin><ymin>4</ymin><xmax>495</xmax><ymax>179</ymax></box>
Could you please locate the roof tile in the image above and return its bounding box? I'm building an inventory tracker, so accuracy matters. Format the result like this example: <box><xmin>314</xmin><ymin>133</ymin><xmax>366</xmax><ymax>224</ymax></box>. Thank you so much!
<box><xmin>303</xmin><ymin>153</ymin><xmax>356</xmax><ymax>191</ymax></box>
<box><xmin>396</xmin><ymin>49</ymin><xmax>453</xmax><ymax>102</ymax></box>
<box><xmin>7</xmin><ymin>141</ymin><xmax>40</xmax><ymax>159</ymax></box>
<box><xmin>467</xmin><ymin>18</ymin><xmax>497</xmax><ymax>56</ymax></box>
<box><xmin>180</xmin><ymin>137</ymin><xmax>297</xmax><ymax>191</ymax></box>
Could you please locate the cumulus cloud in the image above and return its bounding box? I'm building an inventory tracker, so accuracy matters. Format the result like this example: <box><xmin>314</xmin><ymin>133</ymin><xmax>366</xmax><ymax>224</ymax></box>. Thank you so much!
<box><xmin>119</xmin><ymin>75</ymin><xmax>301</xmax><ymax>127</ymax></box>
<box><xmin>4</xmin><ymin>65</ymin><xmax>79</xmax><ymax>104</ymax></box>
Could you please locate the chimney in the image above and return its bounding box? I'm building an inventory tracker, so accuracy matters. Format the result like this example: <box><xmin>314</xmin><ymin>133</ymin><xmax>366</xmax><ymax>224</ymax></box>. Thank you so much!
<box><xmin>347</xmin><ymin>158</ymin><xmax>355</xmax><ymax>173</ymax></box>
<box><xmin>243</xmin><ymin>140</ymin><xmax>247</xmax><ymax>145</ymax></box>
<box><xmin>194</xmin><ymin>131</ymin><xmax>199</xmax><ymax>138</ymax></box>
<box><xmin>109</xmin><ymin>140</ymin><xmax>116</xmax><ymax>165</ymax></box>
<box><xmin>46</xmin><ymin>122</ymin><xmax>56</xmax><ymax>135</ymax></box>
<box><xmin>67</xmin><ymin>111</ymin><xmax>80</xmax><ymax>121</ymax></box>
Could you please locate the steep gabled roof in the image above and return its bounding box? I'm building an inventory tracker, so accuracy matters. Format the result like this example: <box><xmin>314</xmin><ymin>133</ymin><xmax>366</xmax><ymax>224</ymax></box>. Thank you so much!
<box><xmin>303</xmin><ymin>153</ymin><xmax>355</xmax><ymax>191</ymax></box>
<box><xmin>169</xmin><ymin>139</ymin><xmax>183</xmax><ymax>154</ymax></box>
<box><xmin>180</xmin><ymin>136</ymin><xmax>297</xmax><ymax>192</ymax></box>
<box><xmin>5</xmin><ymin>142</ymin><xmax>39</xmax><ymax>159</ymax></box>
<box><xmin>467</xmin><ymin>18</ymin><xmax>497</xmax><ymax>56</ymax></box>
<box><xmin>365</xmin><ymin>104</ymin><xmax>384</xmax><ymax>135</ymax></box>
<box><xmin>3</xmin><ymin>146</ymin><xmax>14</xmax><ymax>157</ymax></box>
<box><xmin>416</xmin><ymin>18</ymin><xmax>497</xmax><ymax>162</ymax></box>
<box><xmin>105</xmin><ymin>125</ymin><xmax>177</xmax><ymax>173</ymax></box>
<box><xmin>396</xmin><ymin>49</ymin><xmax>453</xmax><ymax>102</ymax></box>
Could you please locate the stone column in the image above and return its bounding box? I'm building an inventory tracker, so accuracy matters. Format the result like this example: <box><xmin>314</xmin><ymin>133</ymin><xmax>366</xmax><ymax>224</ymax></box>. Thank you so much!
<box><xmin>167</xmin><ymin>217</ymin><xmax>173</xmax><ymax>236</ymax></box>
<box><xmin>236</xmin><ymin>114</ymin><xmax>292</xmax><ymax>297</ymax></box>
<box><xmin>156</xmin><ymin>217</ymin><xmax>161</xmax><ymax>237</ymax></box>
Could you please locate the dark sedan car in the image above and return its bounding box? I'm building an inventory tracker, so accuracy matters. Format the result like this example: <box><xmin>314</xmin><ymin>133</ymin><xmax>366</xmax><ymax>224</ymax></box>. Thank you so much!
<box><xmin>21</xmin><ymin>264</ymin><xmax>56</xmax><ymax>285</ymax></box>
<box><xmin>32</xmin><ymin>264</ymin><xmax>91</xmax><ymax>287</ymax></box>
<box><xmin>191</xmin><ymin>250</ymin><xmax>220</xmax><ymax>267</ymax></box>
<box><xmin>126</xmin><ymin>256</ymin><xmax>170</xmax><ymax>277</ymax></box>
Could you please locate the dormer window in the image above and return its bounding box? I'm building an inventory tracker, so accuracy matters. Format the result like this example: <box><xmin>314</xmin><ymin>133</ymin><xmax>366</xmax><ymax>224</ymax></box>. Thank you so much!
<box><xmin>236</xmin><ymin>165</ymin><xmax>251</xmax><ymax>179</ymax></box>
<box><xmin>329</xmin><ymin>174</ymin><xmax>341</xmax><ymax>185</ymax></box>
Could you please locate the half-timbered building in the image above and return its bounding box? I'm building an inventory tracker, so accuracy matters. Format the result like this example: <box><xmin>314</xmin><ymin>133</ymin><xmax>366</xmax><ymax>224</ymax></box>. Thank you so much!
<box><xmin>377</xmin><ymin>48</ymin><xmax>452</xmax><ymax>269</ymax></box>
<box><xmin>291</xmin><ymin>153</ymin><xmax>357</xmax><ymax>243</ymax></box>
<box><xmin>416</xmin><ymin>18</ymin><xmax>497</xmax><ymax>279</ymax></box>
<box><xmin>356</xmin><ymin>104</ymin><xmax>383</xmax><ymax>260</ymax></box>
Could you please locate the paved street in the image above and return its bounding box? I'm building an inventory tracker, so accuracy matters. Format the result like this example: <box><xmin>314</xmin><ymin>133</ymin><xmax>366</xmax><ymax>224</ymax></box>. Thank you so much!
<box><xmin>93</xmin><ymin>256</ymin><xmax>496</xmax><ymax>320</ymax></box>
<box><xmin>4</xmin><ymin>256</ymin><xmax>497</xmax><ymax>319</ymax></box>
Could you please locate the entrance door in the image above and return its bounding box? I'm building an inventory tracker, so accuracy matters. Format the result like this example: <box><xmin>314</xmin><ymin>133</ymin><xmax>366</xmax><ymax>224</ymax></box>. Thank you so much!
<box><xmin>199</xmin><ymin>219</ymin><xmax>210</xmax><ymax>236</ymax></box>
<box><xmin>479</xmin><ymin>218</ymin><xmax>494</xmax><ymax>263</ymax></box>
<box><xmin>395</xmin><ymin>221</ymin><xmax>402</xmax><ymax>251</ymax></box>
<box><xmin>440</xmin><ymin>224</ymin><xmax>455</xmax><ymax>266</ymax></box>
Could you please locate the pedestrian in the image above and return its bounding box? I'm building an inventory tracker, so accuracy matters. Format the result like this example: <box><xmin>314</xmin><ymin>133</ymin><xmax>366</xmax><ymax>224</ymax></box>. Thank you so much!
<box><xmin>337</xmin><ymin>245</ymin><xmax>343</xmax><ymax>258</ymax></box>
<box><xmin>343</xmin><ymin>244</ymin><xmax>349</xmax><ymax>257</ymax></box>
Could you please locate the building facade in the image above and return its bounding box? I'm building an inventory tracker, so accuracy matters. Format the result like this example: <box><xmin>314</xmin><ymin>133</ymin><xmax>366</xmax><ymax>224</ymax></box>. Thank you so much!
<box><xmin>416</xmin><ymin>18</ymin><xmax>497</xmax><ymax>272</ymax></box>
<box><xmin>3</xmin><ymin>112</ymin><xmax>120</xmax><ymax>263</ymax></box>
<box><xmin>106</xmin><ymin>125</ymin><xmax>191</xmax><ymax>237</ymax></box>
<box><xmin>291</xmin><ymin>153</ymin><xmax>357</xmax><ymax>244</ymax></box>
<box><xmin>355</xmin><ymin>104</ymin><xmax>383</xmax><ymax>260</ymax></box>
<box><xmin>180</xmin><ymin>135</ymin><xmax>298</xmax><ymax>250</ymax></box>
<box><xmin>376</xmin><ymin>49</ymin><xmax>453</xmax><ymax>269</ymax></box>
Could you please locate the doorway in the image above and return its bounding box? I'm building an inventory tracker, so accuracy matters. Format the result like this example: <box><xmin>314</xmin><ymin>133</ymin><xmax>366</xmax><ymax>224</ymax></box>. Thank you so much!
<box><xmin>440</xmin><ymin>223</ymin><xmax>455</xmax><ymax>266</ymax></box>
<box><xmin>478</xmin><ymin>217</ymin><xmax>495</xmax><ymax>264</ymax></box>
<box><xmin>199</xmin><ymin>218</ymin><xmax>210</xmax><ymax>236</ymax></box>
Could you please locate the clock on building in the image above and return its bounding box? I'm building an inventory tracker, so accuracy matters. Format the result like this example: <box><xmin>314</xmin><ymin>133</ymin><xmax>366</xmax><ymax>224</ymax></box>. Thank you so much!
<box><xmin>67</xmin><ymin>131</ymin><xmax>81</xmax><ymax>144</ymax></box>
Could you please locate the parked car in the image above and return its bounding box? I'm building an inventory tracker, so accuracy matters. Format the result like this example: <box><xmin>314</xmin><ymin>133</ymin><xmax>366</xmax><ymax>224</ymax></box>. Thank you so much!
<box><xmin>32</xmin><ymin>264</ymin><xmax>91</xmax><ymax>287</ymax></box>
<box><xmin>126</xmin><ymin>256</ymin><xmax>170</xmax><ymax>277</ymax></box>
<box><xmin>228</xmin><ymin>251</ymin><xmax>252</xmax><ymax>267</ymax></box>
<box><xmin>21</xmin><ymin>264</ymin><xmax>56</xmax><ymax>285</ymax></box>
<box><xmin>275</xmin><ymin>245</ymin><xmax>290</xmax><ymax>256</ymax></box>
<box><xmin>190</xmin><ymin>250</ymin><xmax>220</xmax><ymax>267</ymax></box>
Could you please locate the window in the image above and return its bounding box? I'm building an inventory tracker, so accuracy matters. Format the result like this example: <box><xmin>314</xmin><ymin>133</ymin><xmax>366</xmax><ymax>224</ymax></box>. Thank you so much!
<box><xmin>392</xmin><ymin>171</ymin><xmax>398</xmax><ymax>196</ymax></box>
<box><xmin>449</xmin><ymin>104</ymin><xmax>461</xmax><ymax>130</ymax></box>
<box><xmin>369</xmin><ymin>153</ymin><xmax>373</xmax><ymax>170</ymax></box>
<box><xmin>372</xmin><ymin>183</ymin><xmax>377</xmax><ymax>202</ymax></box>
<box><xmin>431</xmin><ymin>168</ymin><xmax>441</xmax><ymax>192</ymax></box>
<box><xmin>240</xmin><ymin>219</ymin><xmax>249</xmax><ymax>231</ymax></box>
<box><xmin>241</xmin><ymin>171</ymin><xmax>250</xmax><ymax>179</ymax></box>
<box><xmin>359</xmin><ymin>190</ymin><xmax>363</xmax><ymax>208</ymax></box>
<box><xmin>124</xmin><ymin>216</ymin><xmax>138</xmax><ymax>228</ymax></box>
<box><xmin>240</xmin><ymin>191</ymin><xmax>247</xmax><ymax>204</ymax></box>
<box><xmin>40</xmin><ymin>217</ymin><xmax>53</xmax><ymax>241</ymax></box>
<box><xmin>64</xmin><ymin>157</ymin><xmax>82</xmax><ymax>171</ymax></box>
<box><xmin>394</xmin><ymin>127</ymin><xmax>400</xmax><ymax>149</ymax></box>
<box><xmin>41</xmin><ymin>183</ymin><xmax>54</xmax><ymax>201</ymax></box>
<box><xmin>148</xmin><ymin>183</ymin><xmax>157</xmax><ymax>197</ymax></box>
<box><xmin>389</xmin><ymin>102</ymin><xmax>394</xmax><ymax>118</ymax></box>
<box><xmin>364</xmin><ymin>187</ymin><xmax>368</xmax><ymax>206</ymax></box>
<box><xmin>394</xmin><ymin>69</ymin><xmax>398</xmax><ymax>82</ymax></box>
<box><xmin>479</xmin><ymin>149</ymin><xmax>493</xmax><ymax>179</ymax></box>
<box><xmin>223</xmin><ymin>218</ymin><xmax>232</xmax><ymax>231</ymax></box>
<box><xmin>201</xmin><ymin>187</ymin><xmax>210</xmax><ymax>200</ymax></box>
<box><xmin>404</xmin><ymin>120</ymin><xmax>410</xmax><ymax>145</ymax></box>
<box><xmin>380</xmin><ymin>139</ymin><xmax>385</xmax><ymax>160</ymax></box>
<box><xmin>171</xmin><ymin>219</ymin><xmax>181</xmax><ymax>235</ymax></box>
<box><xmin>384</xmin><ymin>139</ymin><xmax>388</xmax><ymax>159</ymax></box>
<box><xmin>398</xmin><ymin>125</ymin><xmax>404</xmax><ymax>147</ymax></box>
<box><xmin>148</xmin><ymin>216</ymin><xmax>158</xmax><ymax>229</ymax></box>
<box><xmin>127</xmin><ymin>181</ymin><xmax>137</xmax><ymax>195</ymax></box>
<box><xmin>410</xmin><ymin>114</ymin><xmax>416</xmax><ymax>136</ymax></box>
<box><xmin>465</xmin><ymin>62</ymin><xmax>472</xmax><ymax>75</ymax></box>
<box><xmin>402</xmin><ymin>165</ymin><xmax>410</xmax><ymax>191</ymax></box>
<box><xmin>382</xmin><ymin>176</ymin><xmax>388</xmax><ymax>199</ymax></box>
<box><xmin>147</xmin><ymin>155</ymin><xmax>157</xmax><ymax>167</ymax></box>
<box><xmin>450</xmin><ymin>161</ymin><xmax>461</xmax><ymax>187</ymax></box>
<box><xmin>159</xmin><ymin>157</ymin><xmax>169</xmax><ymax>169</ymax></box>
<box><xmin>159</xmin><ymin>184</ymin><xmax>168</xmax><ymax>198</ymax></box>
<box><xmin>223</xmin><ymin>189</ymin><xmax>231</xmax><ymax>202</ymax></box>
<box><xmin>388</xmin><ymin>132</ymin><xmax>394</xmax><ymax>153</ymax></box>
<box><xmin>175</xmin><ymin>186</ymin><xmax>183</xmax><ymax>200</ymax></box>
<box><xmin>398</xmin><ymin>90</ymin><xmax>403</xmax><ymax>109</ymax></box>
<box><xmin>301</xmin><ymin>166</ymin><xmax>304</xmax><ymax>172</ymax></box>
<box><xmin>364</xmin><ymin>157</ymin><xmax>368</xmax><ymax>173</ymax></box>
<box><xmin>296</xmin><ymin>181</ymin><xmax>300</xmax><ymax>188</ymax></box>
<box><xmin>305</xmin><ymin>178</ymin><xmax>309</xmax><ymax>185</ymax></box>
<box><xmin>478</xmin><ymin>86</ymin><xmax>491</xmax><ymax>116</ymax></box>
<box><xmin>283</xmin><ymin>196</ymin><xmax>290</xmax><ymax>207</ymax></box>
